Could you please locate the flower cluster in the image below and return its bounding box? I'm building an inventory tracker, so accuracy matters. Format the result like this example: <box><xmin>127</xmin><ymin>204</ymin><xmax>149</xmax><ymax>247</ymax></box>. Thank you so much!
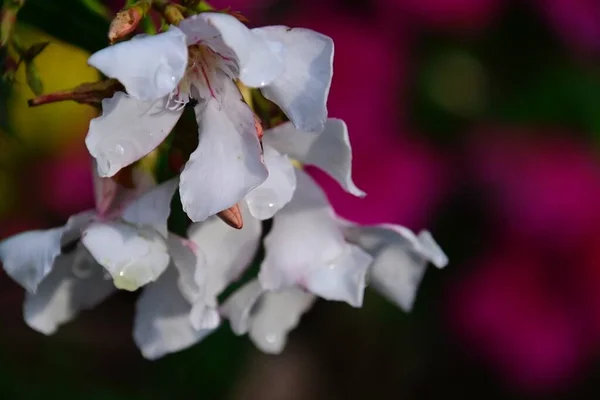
<box><xmin>0</xmin><ymin>2</ymin><xmax>447</xmax><ymax>360</ymax></box>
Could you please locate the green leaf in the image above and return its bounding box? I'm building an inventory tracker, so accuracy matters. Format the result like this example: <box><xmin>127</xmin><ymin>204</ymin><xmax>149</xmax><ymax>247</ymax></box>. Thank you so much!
<box><xmin>16</xmin><ymin>0</ymin><xmax>110</xmax><ymax>52</ymax></box>
<box><xmin>23</xmin><ymin>40</ymin><xmax>49</xmax><ymax>60</ymax></box>
<box><xmin>25</xmin><ymin>60</ymin><xmax>42</xmax><ymax>95</ymax></box>
<box><xmin>78</xmin><ymin>0</ymin><xmax>111</xmax><ymax>18</ymax></box>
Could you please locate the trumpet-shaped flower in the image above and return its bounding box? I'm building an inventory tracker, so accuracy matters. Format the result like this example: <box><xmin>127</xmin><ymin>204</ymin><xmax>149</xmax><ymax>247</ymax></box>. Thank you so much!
<box><xmin>86</xmin><ymin>12</ymin><xmax>334</xmax><ymax>223</ymax></box>
<box><xmin>0</xmin><ymin>169</ymin><xmax>179</xmax><ymax>293</ymax></box>
<box><xmin>258</xmin><ymin>169</ymin><xmax>448</xmax><ymax>308</ymax></box>
<box><xmin>0</xmin><ymin>167</ymin><xmax>216</xmax><ymax>359</ymax></box>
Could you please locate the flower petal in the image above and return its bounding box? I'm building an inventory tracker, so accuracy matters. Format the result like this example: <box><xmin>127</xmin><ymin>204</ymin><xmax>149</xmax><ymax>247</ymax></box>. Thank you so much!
<box><xmin>81</xmin><ymin>221</ymin><xmax>170</xmax><ymax>291</ymax></box>
<box><xmin>166</xmin><ymin>234</ymin><xmax>204</xmax><ymax>304</ymax></box>
<box><xmin>221</xmin><ymin>280</ymin><xmax>316</xmax><ymax>354</ymax></box>
<box><xmin>93</xmin><ymin>163</ymin><xmax>157</xmax><ymax>217</ymax></box>
<box><xmin>181</xmin><ymin>13</ymin><xmax>284</xmax><ymax>87</ymax></box>
<box><xmin>180</xmin><ymin>79</ymin><xmax>268</xmax><ymax>222</ymax></box>
<box><xmin>88</xmin><ymin>28</ymin><xmax>188</xmax><ymax>101</ymax></box>
<box><xmin>259</xmin><ymin>170</ymin><xmax>346</xmax><ymax>291</ymax></box>
<box><xmin>24</xmin><ymin>245</ymin><xmax>115</xmax><ymax>335</ymax></box>
<box><xmin>220</xmin><ymin>279</ymin><xmax>265</xmax><ymax>335</ymax></box>
<box><xmin>254</xmin><ymin>27</ymin><xmax>334</xmax><ymax>133</ymax></box>
<box><xmin>343</xmin><ymin>225</ymin><xmax>448</xmax><ymax>311</ymax></box>
<box><xmin>187</xmin><ymin>203</ymin><xmax>261</xmax><ymax>328</ymax></box>
<box><xmin>0</xmin><ymin>211</ymin><xmax>96</xmax><ymax>293</ymax></box>
<box><xmin>303</xmin><ymin>244</ymin><xmax>371</xmax><ymax>307</ymax></box>
<box><xmin>245</xmin><ymin>144</ymin><xmax>296</xmax><ymax>220</ymax></box>
<box><xmin>249</xmin><ymin>288</ymin><xmax>315</xmax><ymax>354</ymax></box>
<box><xmin>87</xmin><ymin>92</ymin><xmax>183</xmax><ymax>178</ymax></box>
<box><xmin>122</xmin><ymin>177</ymin><xmax>179</xmax><ymax>238</ymax></box>
<box><xmin>133</xmin><ymin>267</ymin><xmax>215</xmax><ymax>360</ymax></box>
<box><xmin>0</xmin><ymin>228</ymin><xmax>64</xmax><ymax>293</ymax></box>
<box><xmin>263</xmin><ymin>119</ymin><xmax>365</xmax><ymax>197</ymax></box>
<box><xmin>166</xmin><ymin>234</ymin><xmax>219</xmax><ymax>330</ymax></box>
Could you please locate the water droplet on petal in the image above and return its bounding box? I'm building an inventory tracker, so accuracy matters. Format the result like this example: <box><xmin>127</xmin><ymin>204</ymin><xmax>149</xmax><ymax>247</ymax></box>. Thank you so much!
<box><xmin>247</xmin><ymin>188</ymin><xmax>279</xmax><ymax>220</ymax></box>
<box><xmin>114</xmin><ymin>144</ymin><xmax>125</xmax><ymax>156</ymax></box>
<box><xmin>97</xmin><ymin>157</ymin><xmax>112</xmax><ymax>177</ymax></box>
<box><xmin>155</xmin><ymin>64</ymin><xmax>179</xmax><ymax>95</ymax></box>
<box><xmin>113</xmin><ymin>269</ymin><xmax>139</xmax><ymax>292</ymax></box>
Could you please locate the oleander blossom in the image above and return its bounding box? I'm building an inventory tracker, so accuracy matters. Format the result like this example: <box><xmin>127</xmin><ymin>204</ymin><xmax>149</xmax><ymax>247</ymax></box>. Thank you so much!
<box><xmin>170</xmin><ymin>187</ymin><xmax>447</xmax><ymax>355</ymax></box>
<box><xmin>0</xmin><ymin>136</ymin><xmax>448</xmax><ymax>360</ymax></box>
<box><xmin>0</xmin><ymin>166</ymin><xmax>224</xmax><ymax>359</ymax></box>
<box><xmin>86</xmin><ymin>12</ymin><xmax>334</xmax><ymax>223</ymax></box>
<box><xmin>216</xmin><ymin>170</ymin><xmax>447</xmax><ymax>353</ymax></box>
<box><xmin>0</xmin><ymin>167</ymin><xmax>182</xmax><ymax>293</ymax></box>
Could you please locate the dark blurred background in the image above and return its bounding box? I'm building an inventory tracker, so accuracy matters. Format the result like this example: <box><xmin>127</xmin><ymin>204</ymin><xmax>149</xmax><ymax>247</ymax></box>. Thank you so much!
<box><xmin>2</xmin><ymin>0</ymin><xmax>600</xmax><ymax>398</ymax></box>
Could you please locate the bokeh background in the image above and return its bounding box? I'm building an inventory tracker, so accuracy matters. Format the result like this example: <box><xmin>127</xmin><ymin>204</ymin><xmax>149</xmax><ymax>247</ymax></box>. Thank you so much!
<box><xmin>2</xmin><ymin>0</ymin><xmax>600</xmax><ymax>398</ymax></box>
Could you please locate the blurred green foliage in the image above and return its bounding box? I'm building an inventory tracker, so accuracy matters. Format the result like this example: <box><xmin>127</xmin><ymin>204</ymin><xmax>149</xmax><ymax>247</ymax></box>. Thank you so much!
<box><xmin>411</xmin><ymin>3</ymin><xmax>600</xmax><ymax>143</ymax></box>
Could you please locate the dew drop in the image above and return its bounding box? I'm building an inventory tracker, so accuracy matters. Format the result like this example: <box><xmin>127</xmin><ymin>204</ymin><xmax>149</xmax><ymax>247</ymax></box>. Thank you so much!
<box><xmin>114</xmin><ymin>144</ymin><xmax>125</xmax><ymax>156</ymax></box>
<box><xmin>246</xmin><ymin>188</ymin><xmax>278</xmax><ymax>220</ymax></box>
<box><xmin>113</xmin><ymin>271</ymin><xmax>139</xmax><ymax>292</ymax></box>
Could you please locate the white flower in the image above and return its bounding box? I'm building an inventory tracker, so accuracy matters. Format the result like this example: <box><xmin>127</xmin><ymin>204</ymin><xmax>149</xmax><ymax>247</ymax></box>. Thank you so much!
<box><xmin>0</xmin><ymin>168</ymin><xmax>216</xmax><ymax>359</ymax></box>
<box><xmin>258</xmin><ymin>169</ymin><xmax>448</xmax><ymax>308</ymax></box>
<box><xmin>86</xmin><ymin>13</ymin><xmax>334</xmax><ymax>223</ymax></box>
<box><xmin>245</xmin><ymin>118</ymin><xmax>366</xmax><ymax>220</ymax></box>
<box><xmin>0</xmin><ymin>170</ymin><xmax>178</xmax><ymax>293</ymax></box>
<box><xmin>184</xmin><ymin>170</ymin><xmax>447</xmax><ymax>354</ymax></box>
<box><xmin>221</xmin><ymin>279</ymin><xmax>316</xmax><ymax>354</ymax></box>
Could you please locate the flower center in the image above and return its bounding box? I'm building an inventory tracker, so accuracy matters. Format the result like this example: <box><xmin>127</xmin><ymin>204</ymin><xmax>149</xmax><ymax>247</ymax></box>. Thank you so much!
<box><xmin>169</xmin><ymin>42</ymin><xmax>238</xmax><ymax>109</ymax></box>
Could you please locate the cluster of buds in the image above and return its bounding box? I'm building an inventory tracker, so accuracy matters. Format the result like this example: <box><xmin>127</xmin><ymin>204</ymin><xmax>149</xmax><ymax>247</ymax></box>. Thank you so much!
<box><xmin>0</xmin><ymin>0</ymin><xmax>448</xmax><ymax>359</ymax></box>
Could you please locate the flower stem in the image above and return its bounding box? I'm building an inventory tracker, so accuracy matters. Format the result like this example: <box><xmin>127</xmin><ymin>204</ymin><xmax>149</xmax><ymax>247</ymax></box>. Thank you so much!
<box><xmin>27</xmin><ymin>79</ymin><xmax>123</xmax><ymax>107</ymax></box>
<box><xmin>1</xmin><ymin>0</ymin><xmax>26</xmax><ymax>49</ymax></box>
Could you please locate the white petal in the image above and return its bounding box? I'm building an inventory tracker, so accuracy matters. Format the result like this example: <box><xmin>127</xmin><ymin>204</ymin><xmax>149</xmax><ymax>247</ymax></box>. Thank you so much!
<box><xmin>180</xmin><ymin>79</ymin><xmax>268</xmax><ymax>222</ymax></box>
<box><xmin>181</xmin><ymin>13</ymin><xmax>284</xmax><ymax>87</ymax></box>
<box><xmin>24</xmin><ymin>245</ymin><xmax>115</xmax><ymax>335</ymax></box>
<box><xmin>61</xmin><ymin>211</ymin><xmax>97</xmax><ymax>246</ymax></box>
<box><xmin>92</xmin><ymin>162</ymin><xmax>157</xmax><ymax>217</ymax></box>
<box><xmin>254</xmin><ymin>27</ymin><xmax>333</xmax><ymax>133</ymax></box>
<box><xmin>220</xmin><ymin>279</ymin><xmax>264</xmax><ymax>335</ymax></box>
<box><xmin>190</xmin><ymin>300</ymin><xmax>221</xmax><ymax>330</ymax></box>
<box><xmin>0</xmin><ymin>228</ymin><xmax>64</xmax><ymax>293</ymax></box>
<box><xmin>122</xmin><ymin>177</ymin><xmax>179</xmax><ymax>238</ymax></box>
<box><xmin>221</xmin><ymin>280</ymin><xmax>316</xmax><ymax>354</ymax></box>
<box><xmin>344</xmin><ymin>225</ymin><xmax>448</xmax><ymax>311</ymax></box>
<box><xmin>414</xmin><ymin>230</ymin><xmax>449</xmax><ymax>268</ymax></box>
<box><xmin>303</xmin><ymin>244</ymin><xmax>371</xmax><ymax>307</ymax></box>
<box><xmin>88</xmin><ymin>28</ymin><xmax>188</xmax><ymax>101</ymax></box>
<box><xmin>264</xmin><ymin>119</ymin><xmax>365</xmax><ymax>197</ymax></box>
<box><xmin>166</xmin><ymin>234</ymin><xmax>219</xmax><ymax>330</ymax></box>
<box><xmin>134</xmin><ymin>267</ymin><xmax>215</xmax><ymax>360</ymax></box>
<box><xmin>166</xmin><ymin>234</ymin><xmax>203</xmax><ymax>304</ymax></box>
<box><xmin>187</xmin><ymin>203</ymin><xmax>261</xmax><ymax>326</ymax></box>
<box><xmin>81</xmin><ymin>221</ymin><xmax>170</xmax><ymax>291</ymax></box>
<box><xmin>87</xmin><ymin>92</ymin><xmax>183</xmax><ymax>178</ymax></box>
<box><xmin>249</xmin><ymin>287</ymin><xmax>315</xmax><ymax>354</ymax></box>
<box><xmin>259</xmin><ymin>170</ymin><xmax>346</xmax><ymax>291</ymax></box>
<box><xmin>245</xmin><ymin>144</ymin><xmax>296</xmax><ymax>220</ymax></box>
